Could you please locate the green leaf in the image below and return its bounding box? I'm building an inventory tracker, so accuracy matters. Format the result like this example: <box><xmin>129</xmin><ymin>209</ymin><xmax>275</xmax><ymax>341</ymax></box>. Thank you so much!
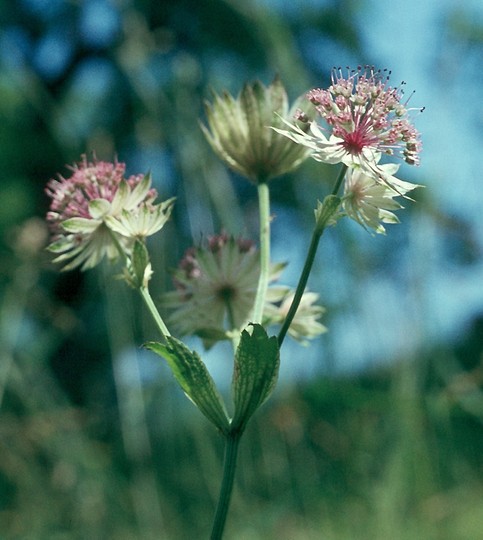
<box><xmin>146</xmin><ymin>337</ymin><xmax>230</xmax><ymax>433</ymax></box>
<box><xmin>231</xmin><ymin>324</ymin><xmax>280</xmax><ymax>433</ymax></box>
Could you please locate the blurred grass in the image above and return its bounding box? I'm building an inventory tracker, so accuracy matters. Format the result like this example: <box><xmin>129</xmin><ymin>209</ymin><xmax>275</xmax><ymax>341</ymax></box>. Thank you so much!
<box><xmin>1</xmin><ymin>237</ymin><xmax>481</xmax><ymax>538</ymax></box>
<box><xmin>2</xmin><ymin>297</ymin><xmax>482</xmax><ymax>539</ymax></box>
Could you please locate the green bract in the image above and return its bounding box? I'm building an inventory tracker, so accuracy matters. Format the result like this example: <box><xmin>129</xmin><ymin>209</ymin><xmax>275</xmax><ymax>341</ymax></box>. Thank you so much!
<box><xmin>314</xmin><ymin>194</ymin><xmax>342</xmax><ymax>230</ymax></box>
<box><xmin>201</xmin><ymin>77</ymin><xmax>313</xmax><ymax>183</ymax></box>
<box><xmin>146</xmin><ymin>337</ymin><xmax>230</xmax><ymax>433</ymax></box>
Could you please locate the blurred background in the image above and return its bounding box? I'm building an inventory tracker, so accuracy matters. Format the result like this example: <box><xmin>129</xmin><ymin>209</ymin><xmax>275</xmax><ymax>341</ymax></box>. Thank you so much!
<box><xmin>1</xmin><ymin>0</ymin><xmax>482</xmax><ymax>538</ymax></box>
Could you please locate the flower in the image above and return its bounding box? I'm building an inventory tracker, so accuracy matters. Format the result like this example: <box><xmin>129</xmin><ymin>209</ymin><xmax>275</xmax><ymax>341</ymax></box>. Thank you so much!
<box><xmin>46</xmin><ymin>155</ymin><xmax>173</xmax><ymax>270</ymax></box>
<box><xmin>201</xmin><ymin>76</ymin><xmax>314</xmax><ymax>183</ymax></box>
<box><xmin>105</xmin><ymin>197</ymin><xmax>175</xmax><ymax>239</ymax></box>
<box><xmin>342</xmin><ymin>163</ymin><xmax>420</xmax><ymax>234</ymax></box>
<box><xmin>163</xmin><ymin>233</ymin><xmax>326</xmax><ymax>347</ymax></box>
<box><xmin>272</xmin><ymin>66</ymin><xmax>423</xmax><ymax>186</ymax></box>
<box><xmin>163</xmin><ymin>234</ymin><xmax>261</xmax><ymax>346</ymax></box>
<box><xmin>264</xmin><ymin>287</ymin><xmax>327</xmax><ymax>343</ymax></box>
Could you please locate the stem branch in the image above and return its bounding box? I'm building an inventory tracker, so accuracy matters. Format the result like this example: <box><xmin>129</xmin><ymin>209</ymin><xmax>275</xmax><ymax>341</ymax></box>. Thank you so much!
<box><xmin>107</xmin><ymin>228</ymin><xmax>171</xmax><ymax>340</ymax></box>
<box><xmin>138</xmin><ymin>286</ymin><xmax>171</xmax><ymax>339</ymax></box>
<box><xmin>277</xmin><ymin>226</ymin><xmax>322</xmax><ymax>346</ymax></box>
<box><xmin>277</xmin><ymin>164</ymin><xmax>347</xmax><ymax>346</ymax></box>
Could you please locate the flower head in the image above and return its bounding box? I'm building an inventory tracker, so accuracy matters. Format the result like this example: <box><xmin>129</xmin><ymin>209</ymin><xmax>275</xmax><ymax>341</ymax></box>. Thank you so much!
<box><xmin>163</xmin><ymin>233</ymin><xmax>261</xmax><ymax>346</ymax></box>
<box><xmin>201</xmin><ymin>77</ymin><xmax>314</xmax><ymax>183</ymax></box>
<box><xmin>264</xmin><ymin>288</ymin><xmax>326</xmax><ymax>344</ymax></box>
<box><xmin>46</xmin><ymin>155</ymin><xmax>173</xmax><ymax>270</ymax></box>
<box><xmin>342</xmin><ymin>163</ymin><xmax>421</xmax><ymax>234</ymax></box>
<box><xmin>105</xmin><ymin>197</ymin><xmax>175</xmax><ymax>239</ymax></box>
<box><xmin>163</xmin><ymin>233</ymin><xmax>326</xmax><ymax>347</ymax></box>
<box><xmin>272</xmin><ymin>66</ymin><xmax>423</xmax><ymax>186</ymax></box>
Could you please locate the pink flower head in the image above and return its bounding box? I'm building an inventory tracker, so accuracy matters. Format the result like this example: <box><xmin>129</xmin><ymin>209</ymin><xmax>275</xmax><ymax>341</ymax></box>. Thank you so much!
<box><xmin>272</xmin><ymin>66</ymin><xmax>423</xmax><ymax>187</ymax></box>
<box><xmin>307</xmin><ymin>66</ymin><xmax>422</xmax><ymax>163</ymax></box>
<box><xmin>46</xmin><ymin>155</ymin><xmax>155</xmax><ymax>235</ymax></box>
<box><xmin>45</xmin><ymin>155</ymin><xmax>169</xmax><ymax>271</ymax></box>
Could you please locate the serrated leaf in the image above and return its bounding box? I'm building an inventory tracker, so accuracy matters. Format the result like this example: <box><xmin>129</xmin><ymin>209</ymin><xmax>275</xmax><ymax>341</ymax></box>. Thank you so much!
<box><xmin>146</xmin><ymin>337</ymin><xmax>230</xmax><ymax>433</ymax></box>
<box><xmin>231</xmin><ymin>324</ymin><xmax>280</xmax><ymax>433</ymax></box>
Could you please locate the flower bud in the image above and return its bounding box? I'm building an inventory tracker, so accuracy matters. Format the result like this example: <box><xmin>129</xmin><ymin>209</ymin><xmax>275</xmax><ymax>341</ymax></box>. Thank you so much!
<box><xmin>201</xmin><ymin>77</ymin><xmax>313</xmax><ymax>183</ymax></box>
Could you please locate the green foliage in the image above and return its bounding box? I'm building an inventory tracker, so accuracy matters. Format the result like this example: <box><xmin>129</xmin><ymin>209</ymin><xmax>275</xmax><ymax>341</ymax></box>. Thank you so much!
<box><xmin>146</xmin><ymin>337</ymin><xmax>230</xmax><ymax>433</ymax></box>
<box><xmin>231</xmin><ymin>324</ymin><xmax>280</xmax><ymax>433</ymax></box>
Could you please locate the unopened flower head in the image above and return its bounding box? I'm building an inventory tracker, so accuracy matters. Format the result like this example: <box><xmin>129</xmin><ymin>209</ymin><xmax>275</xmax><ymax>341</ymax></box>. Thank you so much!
<box><xmin>273</xmin><ymin>66</ymin><xmax>423</xmax><ymax>184</ymax></box>
<box><xmin>201</xmin><ymin>77</ymin><xmax>314</xmax><ymax>183</ymax></box>
<box><xmin>46</xmin><ymin>155</ymin><xmax>173</xmax><ymax>270</ymax></box>
<box><xmin>164</xmin><ymin>233</ymin><xmax>326</xmax><ymax>347</ymax></box>
<box><xmin>342</xmin><ymin>163</ymin><xmax>421</xmax><ymax>234</ymax></box>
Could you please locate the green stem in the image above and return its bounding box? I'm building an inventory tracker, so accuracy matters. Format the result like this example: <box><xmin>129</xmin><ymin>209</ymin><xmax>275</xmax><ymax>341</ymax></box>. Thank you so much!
<box><xmin>252</xmin><ymin>181</ymin><xmax>271</xmax><ymax>325</ymax></box>
<box><xmin>210</xmin><ymin>181</ymin><xmax>269</xmax><ymax>537</ymax></box>
<box><xmin>138</xmin><ymin>285</ymin><xmax>171</xmax><ymax>340</ymax></box>
<box><xmin>331</xmin><ymin>162</ymin><xmax>347</xmax><ymax>196</ymax></box>
<box><xmin>210</xmin><ymin>431</ymin><xmax>242</xmax><ymax>540</ymax></box>
<box><xmin>277</xmin><ymin>226</ymin><xmax>322</xmax><ymax>346</ymax></box>
<box><xmin>277</xmin><ymin>165</ymin><xmax>347</xmax><ymax>347</ymax></box>
<box><xmin>107</xmin><ymin>228</ymin><xmax>171</xmax><ymax>340</ymax></box>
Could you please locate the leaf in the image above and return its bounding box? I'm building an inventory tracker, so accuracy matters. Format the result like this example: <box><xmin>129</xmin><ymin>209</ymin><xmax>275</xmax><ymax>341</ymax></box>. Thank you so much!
<box><xmin>231</xmin><ymin>324</ymin><xmax>280</xmax><ymax>433</ymax></box>
<box><xmin>146</xmin><ymin>337</ymin><xmax>230</xmax><ymax>433</ymax></box>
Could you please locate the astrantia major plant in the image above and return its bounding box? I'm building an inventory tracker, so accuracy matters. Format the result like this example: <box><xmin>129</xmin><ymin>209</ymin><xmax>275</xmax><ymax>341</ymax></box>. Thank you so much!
<box><xmin>46</xmin><ymin>155</ymin><xmax>174</xmax><ymax>273</ymax></box>
<box><xmin>45</xmin><ymin>67</ymin><xmax>423</xmax><ymax>540</ymax></box>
